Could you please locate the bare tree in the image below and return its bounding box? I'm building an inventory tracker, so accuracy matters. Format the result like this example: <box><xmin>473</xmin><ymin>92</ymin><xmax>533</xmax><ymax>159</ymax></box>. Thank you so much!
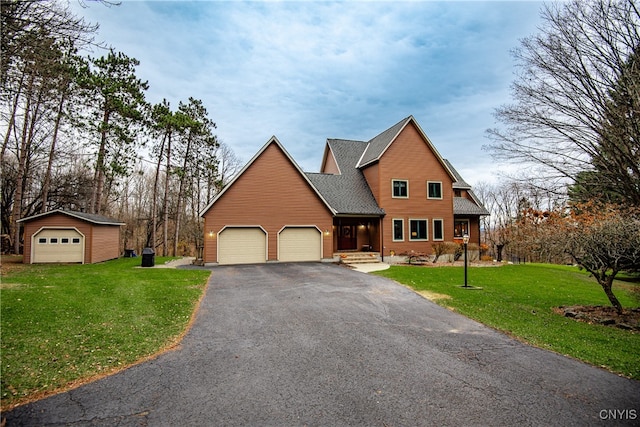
<box><xmin>563</xmin><ymin>206</ymin><xmax>640</xmax><ymax>313</ymax></box>
<box><xmin>486</xmin><ymin>0</ymin><xmax>640</xmax><ymax>200</ymax></box>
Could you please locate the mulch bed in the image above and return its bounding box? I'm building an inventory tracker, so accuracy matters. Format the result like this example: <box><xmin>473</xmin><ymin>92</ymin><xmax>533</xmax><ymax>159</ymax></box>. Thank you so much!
<box><xmin>554</xmin><ymin>305</ymin><xmax>640</xmax><ymax>332</ymax></box>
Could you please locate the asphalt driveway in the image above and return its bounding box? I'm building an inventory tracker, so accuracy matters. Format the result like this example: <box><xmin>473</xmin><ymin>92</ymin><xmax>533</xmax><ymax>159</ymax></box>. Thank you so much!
<box><xmin>4</xmin><ymin>263</ymin><xmax>639</xmax><ymax>426</ymax></box>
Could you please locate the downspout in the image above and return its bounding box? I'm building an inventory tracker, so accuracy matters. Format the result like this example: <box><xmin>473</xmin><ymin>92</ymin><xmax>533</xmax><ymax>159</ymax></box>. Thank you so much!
<box><xmin>380</xmin><ymin>215</ymin><xmax>384</xmax><ymax>262</ymax></box>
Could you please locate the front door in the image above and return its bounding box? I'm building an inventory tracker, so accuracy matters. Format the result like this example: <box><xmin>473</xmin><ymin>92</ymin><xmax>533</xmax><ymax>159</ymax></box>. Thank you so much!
<box><xmin>338</xmin><ymin>225</ymin><xmax>357</xmax><ymax>250</ymax></box>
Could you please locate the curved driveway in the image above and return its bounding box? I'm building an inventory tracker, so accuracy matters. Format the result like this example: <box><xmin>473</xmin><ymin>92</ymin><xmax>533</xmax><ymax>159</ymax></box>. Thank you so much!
<box><xmin>5</xmin><ymin>263</ymin><xmax>640</xmax><ymax>426</ymax></box>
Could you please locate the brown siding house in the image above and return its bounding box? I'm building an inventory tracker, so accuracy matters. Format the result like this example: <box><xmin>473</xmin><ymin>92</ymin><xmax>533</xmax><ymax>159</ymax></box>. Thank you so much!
<box><xmin>18</xmin><ymin>210</ymin><xmax>125</xmax><ymax>264</ymax></box>
<box><xmin>200</xmin><ymin>116</ymin><xmax>489</xmax><ymax>265</ymax></box>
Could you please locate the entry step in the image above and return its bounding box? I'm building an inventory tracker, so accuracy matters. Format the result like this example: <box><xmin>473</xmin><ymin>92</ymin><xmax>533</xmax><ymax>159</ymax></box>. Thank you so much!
<box><xmin>336</xmin><ymin>252</ymin><xmax>381</xmax><ymax>264</ymax></box>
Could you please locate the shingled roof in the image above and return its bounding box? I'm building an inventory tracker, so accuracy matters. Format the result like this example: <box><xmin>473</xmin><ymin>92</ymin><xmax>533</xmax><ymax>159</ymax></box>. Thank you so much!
<box><xmin>454</xmin><ymin>197</ymin><xmax>490</xmax><ymax>216</ymax></box>
<box><xmin>443</xmin><ymin>159</ymin><xmax>472</xmax><ymax>190</ymax></box>
<box><xmin>443</xmin><ymin>161</ymin><xmax>490</xmax><ymax>216</ymax></box>
<box><xmin>357</xmin><ymin>117</ymin><xmax>411</xmax><ymax>167</ymax></box>
<box><xmin>17</xmin><ymin>209</ymin><xmax>125</xmax><ymax>225</ymax></box>
<box><xmin>306</xmin><ymin>139</ymin><xmax>385</xmax><ymax>215</ymax></box>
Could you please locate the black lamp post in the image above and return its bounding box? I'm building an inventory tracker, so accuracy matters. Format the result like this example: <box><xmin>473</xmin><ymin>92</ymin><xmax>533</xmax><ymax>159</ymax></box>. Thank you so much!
<box><xmin>462</xmin><ymin>234</ymin><xmax>469</xmax><ymax>288</ymax></box>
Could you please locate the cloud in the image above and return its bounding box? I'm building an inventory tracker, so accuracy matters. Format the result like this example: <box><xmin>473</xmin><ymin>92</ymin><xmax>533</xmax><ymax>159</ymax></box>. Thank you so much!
<box><xmin>71</xmin><ymin>1</ymin><xmax>544</xmax><ymax>185</ymax></box>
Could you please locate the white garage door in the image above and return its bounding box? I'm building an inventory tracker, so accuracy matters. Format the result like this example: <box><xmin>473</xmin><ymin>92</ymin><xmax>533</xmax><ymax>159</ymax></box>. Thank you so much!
<box><xmin>279</xmin><ymin>227</ymin><xmax>321</xmax><ymax>262</ymax></box>
<box><xmin>33</xmin><ymin>228</ymin><xmax>84</xmax><ymax>263</ymax></box>
<box><xmin>218</xmin><ymin>227</ymin><xmax>266</xmax><ymax>265</ymax></box>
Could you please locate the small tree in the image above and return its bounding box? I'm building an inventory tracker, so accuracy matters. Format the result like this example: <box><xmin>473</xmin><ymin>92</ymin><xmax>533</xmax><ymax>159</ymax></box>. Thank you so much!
<box><xmin>563</xmin><ymin>206</ymin><xmax>640</xmax><ymax>313</ymax></box>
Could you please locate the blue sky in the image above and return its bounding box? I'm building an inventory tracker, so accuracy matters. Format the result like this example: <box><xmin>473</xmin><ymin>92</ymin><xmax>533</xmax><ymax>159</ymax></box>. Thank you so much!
<box><xmin>71</xmin><ymin>0</ymin><xmax>545</xmax><ymax>185</ymax></box>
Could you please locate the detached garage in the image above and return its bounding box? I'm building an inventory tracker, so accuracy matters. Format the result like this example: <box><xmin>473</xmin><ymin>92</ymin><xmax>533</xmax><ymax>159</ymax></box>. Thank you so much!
<box><xmin>18</xmin><ymin>209</ymin><xmax>125</xmax><ymax>264</ymax></box>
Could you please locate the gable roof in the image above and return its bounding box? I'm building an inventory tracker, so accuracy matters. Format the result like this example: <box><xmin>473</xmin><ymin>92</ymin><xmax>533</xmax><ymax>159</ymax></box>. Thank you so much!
<box><xmin>443</xmin><ymin>159</ymin><xmax>472</xmax><ymax>190</ymax></box>
<box><xmin>17</xmin><ymin>209</ymin><xmax>125</xmax><ymax>225</ymax></box>
<box><xmin>356</xmin><ymin>116</ymin><xmax>457</xmax><ymax>183</ymax></box>
<box><xmin>357</xmin><ymin>117</ymin><xmax>410</xmax><ymax>167</ymax></box>
<box><xmin>454</xmin><ymin>197</ymin><xmax>490</xmax><ymax>216</ymax></box>
<box><xmin>443</xmin><ymin>161</ymin><xmax>490</xmax><ymax>216</ymax></box>
<box><xmin>307</xmin><ymin>139</ymin><xmax>385</xmax><ymax>216</ymax></box>
<box><xmin>199</xmin><ymin>136</ymin><xmax>336</xmax><ymax>217</ymax></box>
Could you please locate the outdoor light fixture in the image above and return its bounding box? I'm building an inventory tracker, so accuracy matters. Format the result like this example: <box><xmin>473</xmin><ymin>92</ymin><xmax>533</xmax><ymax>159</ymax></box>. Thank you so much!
<box><xmin>324</xmin><ymin>229</ymin><xmax>330</xmax><ymax>236</ymax></box>
<box><xmin>462</xmin><ymin>234</ymin><xmax>470</xmax><ymax>288</ymax></box>
<box><xmin>208</xmin><ymin>231</ymin><xmax>214</xmax><ymax>238</ymax></box>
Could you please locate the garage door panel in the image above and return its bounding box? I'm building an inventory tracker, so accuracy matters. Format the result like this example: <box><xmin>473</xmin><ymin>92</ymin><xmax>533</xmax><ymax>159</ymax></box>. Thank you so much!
<box><xmin>279</xmin><ymin>227</ymin><xmax>321</xmax><ymax>262</ymax></box>
<box><xmin>218</xmin><ymin>228</ymin><xmax>266</xmax><ymax>265</ymax></box>
<box><xmin>33</xmin><ymin>229</ymin><xmax>83</xmax><ymax>263</ymax></box>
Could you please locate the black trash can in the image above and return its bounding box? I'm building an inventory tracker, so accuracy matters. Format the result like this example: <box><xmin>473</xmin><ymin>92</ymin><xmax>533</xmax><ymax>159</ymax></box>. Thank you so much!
<box><xmin>141</xmin><ymin>247</ymin><xmax>155</xmax><ymax>267</ymax></box>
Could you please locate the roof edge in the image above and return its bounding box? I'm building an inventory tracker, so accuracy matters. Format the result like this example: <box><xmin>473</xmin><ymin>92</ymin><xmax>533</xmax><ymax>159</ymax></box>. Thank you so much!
<box><xmin>199</xmin><ymin>136</ymin><xmax>337</xmax><ymax>217</ymax></box>
<box><xmin>17</xmin><ymin>209</ymin><xmax>125</xmax><ymax>225</ymax></box>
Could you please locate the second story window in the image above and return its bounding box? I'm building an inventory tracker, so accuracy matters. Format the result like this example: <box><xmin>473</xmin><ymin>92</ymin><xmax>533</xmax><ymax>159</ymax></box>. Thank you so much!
<box><xmin>427</xmin><ymin>181</ymin><xmax>442</xmax><ymax>199</ymax></box>
<box><xmin>392</xmin><ymin>179</ymin><xmax>408</xmax><ymax>198</ymax></box>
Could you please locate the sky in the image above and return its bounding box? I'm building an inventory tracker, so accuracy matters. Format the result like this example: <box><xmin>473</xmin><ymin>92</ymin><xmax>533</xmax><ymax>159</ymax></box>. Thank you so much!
<box><xmin>70</xmin><ymin>0</ymin><xmax>546</xmax><ymax>185</ymax></box>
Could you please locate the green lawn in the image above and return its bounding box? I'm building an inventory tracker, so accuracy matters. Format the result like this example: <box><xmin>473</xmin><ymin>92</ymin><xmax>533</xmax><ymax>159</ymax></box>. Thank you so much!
<box><xmin>1</xmin><ymin>257</ymin><xmax>210</xmax><ymax>408</ymax></box>
<box><xmin>374</xmin><ymin>263</ymin><xmax>640</xmax><ymax>380</ymax></box>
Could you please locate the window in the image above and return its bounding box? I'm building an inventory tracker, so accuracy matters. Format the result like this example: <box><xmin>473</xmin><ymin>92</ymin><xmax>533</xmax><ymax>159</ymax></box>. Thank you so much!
<box><xmin>409</xmin><ymin>219</ymin><xmax>428</xmax><ymax>241</ymax></box>
<box><xmin>38</xmin><ymin>238</ymin><xmax>47</xmax><ymax>244</ymax></box>
<box><xmin>392</xmin><ymin>180</ymin><xmax>408</xmax><ymax>198</ymax></box>
<box><xmin>61</xmin><ymin>238</ymin><xmax>69</xmax><ymax>244</ymax></box>
<box><xmin>50</xmin><ymin>238</ymin><xmax>58</xmax><ymax>244</ymax></box>
<box><xmin>392</xmin><ymin>219</ymin><xmax>404</xmax><ymax>241</ymax></box>
<box><xmin>72</xmin><ymin>238</ymin><xmax>81</xmax><ymax>244</ymax></box>
<box><xmin>454</xmin><ymin>220</ymin><xmax>469</xmax><ymax>238</ymax></box>
<box><xmin>433</xmin><ymin>219</ymin><xmax>444</xmax><ymax>241</ymax></box>
<box><xmin>427</xmin><ymin>181</ymin><xmax>442</xmax><ymax>199</ymax></box>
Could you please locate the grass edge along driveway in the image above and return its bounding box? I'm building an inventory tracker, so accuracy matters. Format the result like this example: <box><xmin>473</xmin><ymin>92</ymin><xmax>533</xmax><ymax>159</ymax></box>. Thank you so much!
<box><xmin>1</xmin><ymin>257</ymin><xmax>211</xmax><ymax>409</ymax></box>
<box><xmin>374</xmin><ymin>263</ymin><xmax>640</xmax><ymax>381</ymax></box>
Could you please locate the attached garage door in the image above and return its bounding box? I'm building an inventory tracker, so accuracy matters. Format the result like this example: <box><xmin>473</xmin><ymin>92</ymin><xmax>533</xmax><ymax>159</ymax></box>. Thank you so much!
<box><xmin>279</xmin><ymin>227</ymin><xmax>321</xmax><ymax>262</ymax></box>
<box><xmin>218</xmin><ymin>227</ymin><xmax>266</xmax><ymax>265</ymax></box>
<box><xmin>33</xmin><ymin>228</ymin><xmax>84</xmax><ymax>263</ymax></box>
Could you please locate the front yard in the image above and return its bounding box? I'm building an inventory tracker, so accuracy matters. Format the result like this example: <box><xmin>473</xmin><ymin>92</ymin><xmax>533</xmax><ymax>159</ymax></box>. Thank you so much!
<box><xmin>1</xmin><ymin>257</ymin><xmax>210</xmax><ymax>409</ymax></box>
<box><xmin>374</xmin><ymin>263</ymin><xmax>640</xmax><ymax>380</ymax></box>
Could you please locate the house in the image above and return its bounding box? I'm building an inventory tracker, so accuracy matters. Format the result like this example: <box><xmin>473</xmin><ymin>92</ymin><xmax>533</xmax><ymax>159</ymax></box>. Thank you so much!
<box><xmin>18</xmin><ymin>209</ymin><xmax>125</xmax><ymax>264</ymax></box>
<box><xmin>200</xmin><ymin>116</ymin><xmax>489</xmax><ymax>265</ymax></box>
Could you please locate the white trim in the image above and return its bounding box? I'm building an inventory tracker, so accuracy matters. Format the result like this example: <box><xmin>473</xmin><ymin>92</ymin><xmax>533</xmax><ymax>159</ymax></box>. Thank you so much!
<box><xmin>200</xmin><ymin>137</ymin><xmax>337</xmax><ymax>217</ymax></box>
<box><xmin>391</xmin><ymin>179</ymin><xmax>409</xmax><ymax>199</ymax></box>
<box><xmin>392</xmin><ymin>218</ymin><xmax>404</xmax><ymax>242</ymax></box>
<box><xmin>409</xmin><ymin>218</ymin><xmax>429</xmax><ymax>241</ymax></box>
<box><xmin>356</xmin><ymin>116</ymin><xmax>458</xmax><ymax>183</ymax></box>
<box><xmin>355</xmin><ymin>142</ymin><xmax>370</xmax><ymax>168</ymax></box>
<box><xmin>432</xmin><ymin>218</ymin><xmax>445</xmax><ymax>241</ymax></box>
<box><xmin>31</xmin><ymin>226</ymin><xmax>86</xmax><ymax>264</ymax></box>
<box><xmin>427</xmin><ymin>181</ymin><xmax>443</xmax><ymax>200</ymax></box>
<box><xmin>322</xmin><ymin>143</ymin><xmax>342</xmax><ymax>175</ymax></box>
<box><xmin>18</xmin><ymin>209</ymin><xmax>124</xmax><ymax>226</ymax></box>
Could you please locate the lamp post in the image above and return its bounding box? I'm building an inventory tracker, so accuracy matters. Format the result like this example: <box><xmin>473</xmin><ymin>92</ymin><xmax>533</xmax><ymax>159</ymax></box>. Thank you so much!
<box><xmin>462</xmin><ymin>234</ymin><xmax>469</xmax><ymax>288</ymax></box>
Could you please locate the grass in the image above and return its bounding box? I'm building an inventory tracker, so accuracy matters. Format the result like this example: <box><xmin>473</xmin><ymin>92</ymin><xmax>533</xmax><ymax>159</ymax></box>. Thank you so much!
<box><xmin>374</xmin><ymin>263</ymin><xmax>640</xmax><ymax>380</ymax></box>
<box><xmin>1</xmin><ymin>257</ymin><xmax>210</xmax><ymax>409</ymax></box>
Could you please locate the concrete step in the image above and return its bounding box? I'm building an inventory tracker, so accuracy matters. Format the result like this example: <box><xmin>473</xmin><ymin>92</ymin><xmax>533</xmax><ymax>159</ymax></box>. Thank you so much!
<box><xmin>337</xmin><ymin>252</ymin><xmax>381</xmax><ymax>264</ymax></box>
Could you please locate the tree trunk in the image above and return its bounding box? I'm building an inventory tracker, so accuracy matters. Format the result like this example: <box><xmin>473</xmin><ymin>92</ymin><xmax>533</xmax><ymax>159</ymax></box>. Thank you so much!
<box><xmin>41</xmin><ymin>90</ymin><xmax>67</xmax><ymax>212</ymax></box>
<box><xmin>1</xmin><ymin>78</ymin><xmax>24</xmax><ymax>161</ymax></box>
<box><xmin>91</xmin><ymin>108</ymin><xmax>110</xmax><ymax>214</ymax></box>
<box><xmin>600</xmin><ymin>274</ymin><xmax>623</xmax><ymax>315</ymax></box>
<box><xmin>162</xmin><ymin>132</ymin><xmax>172</xmax><ymax>257</ymax></box>
<box><xmin>173</xmin><ymin>130</ymin><xmax>193</xmax><ymax>256</ymax></box>
<box><xmin>151</xmin><ymin>132</ymin><xmax>167</xmax><ymax>249</ymax></box>
<box><xmin>11</xmin><ymin>75</ymin><xmax>35</xmax><ymax>254</ymax></box>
